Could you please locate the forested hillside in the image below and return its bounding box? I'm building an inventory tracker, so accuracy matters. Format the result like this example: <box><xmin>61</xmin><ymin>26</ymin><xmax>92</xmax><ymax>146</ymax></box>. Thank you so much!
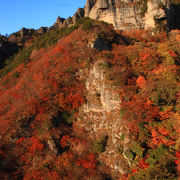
<box><xmin>0</xmin><ymin>18</ymin><xmax>179</xmax><ymax>180</ymax></box>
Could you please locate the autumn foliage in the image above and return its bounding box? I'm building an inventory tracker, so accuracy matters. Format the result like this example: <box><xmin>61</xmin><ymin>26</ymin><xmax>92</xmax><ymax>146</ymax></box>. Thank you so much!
<box><xmin>0</xmin><ymin>18</ymin><xmax>179</xmax><ymax>180</ymax></box>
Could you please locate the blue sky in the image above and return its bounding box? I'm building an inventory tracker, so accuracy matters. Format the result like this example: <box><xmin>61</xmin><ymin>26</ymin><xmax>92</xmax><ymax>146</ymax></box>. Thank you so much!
<box><xmin>0</xmin><ymin>0</ymin><xmax>86</xmax><ymax>35</ymax></box>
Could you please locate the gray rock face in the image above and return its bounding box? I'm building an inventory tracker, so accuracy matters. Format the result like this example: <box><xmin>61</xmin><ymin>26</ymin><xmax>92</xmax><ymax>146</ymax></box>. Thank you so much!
<box><xmin>77</xmin><ymin>60</ymin><xmax>130</xmax><ymax>175</ymax></box>
<box><xmin>144</xmin><ymin>0</ymin><xmax>171</xmax><ymax>30</ymax></box>
<box><xmin>53</xmin><ymin>0</ymin><xmax>172</xmax><ymax>31</ymax></box>
<box><xmin>84</xmin><ymin>0</ymin><xmax>172</xmax><ymax>30</ymax></box>
<box><xmin>84</xmin><ymin>0</ymin><xmax>97</xmax><ymax>17</ymax></box>
<box><xmin>56</xmin><ymin>8</ymin><xmax>84</xmax><ymax>27</ymax></box>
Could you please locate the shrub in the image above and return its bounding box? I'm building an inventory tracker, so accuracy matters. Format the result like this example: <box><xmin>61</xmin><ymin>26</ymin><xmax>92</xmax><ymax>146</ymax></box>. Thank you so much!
<box><xmin>130</xmin><ymin>142</ymin><xmax>144</xmax><ymax>159</ymax></box>
<box><xmin>146</xmin><ymin>73</ymin><xmax>178</xmax><ymax>106</ymax></box>
<box><xmin>124</xmin><ymin>150</ymin><xmax>135</xmax><ymax>161</ymax></box>
<box><xmin>92</xmin><ymin>136</ymin><xmax>107</xmax><ymax>153</ymax></box>
<box><xmin>139</xmin><ymin>0</ymin><xmax>147</xmax><ymax>17</ymax></box>
<box><xmin>81</xmin><ymin>18</ymin><xmax>93</xmax><ymax>31</ymax></box>
<box><xmin>34</xmin><ymin>25</ymin><xmax>78</xmax><ymax>50</ymax></box>
<box><xmin>0</xmin><ymin>45</ymin><xmax>33</xmax><ymax>78</ymax></box>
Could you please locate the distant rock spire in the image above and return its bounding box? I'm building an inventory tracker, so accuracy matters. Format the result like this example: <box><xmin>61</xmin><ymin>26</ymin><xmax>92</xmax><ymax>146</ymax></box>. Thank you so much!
<box><xmin>72</xmin><ymin>8</ymin><xmax>85</xmax><ymax>24</ymax></box>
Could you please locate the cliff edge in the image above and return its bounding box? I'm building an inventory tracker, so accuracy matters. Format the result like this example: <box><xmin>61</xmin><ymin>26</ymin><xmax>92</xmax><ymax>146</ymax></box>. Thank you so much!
<box><xmin>84</xmin><ymin>0</ymin><xmax>172</xmax><ymax>31</ymax></box>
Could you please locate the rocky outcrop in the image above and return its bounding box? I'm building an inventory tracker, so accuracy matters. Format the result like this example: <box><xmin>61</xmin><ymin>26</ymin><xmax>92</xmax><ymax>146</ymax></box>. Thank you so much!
<box><xmin>55</xmin><ymin>8</ymin><xmax>85</xmax><ymax>28</ymax></box>
<box><xmin>37</xmin><ymin>27</ymin><xmax>48</xmax><ymax>34</ymax></box>
<box><xmin>72</xmin><ymin>8</ymin><xmax>85</xmax><ymax>24</ymax></box>
<box><xmin>144</xmin><ymin>0</ymin><xmax>171</xmax><ymax>30</ymax></box>
<box><xmin>62</xmin><ymin>17</ymin><xmax>73</xmax><ymax>27</ymax></box>
<box><xmin>84</xmin><ymin>0</ymin><xmax>97</xmax><ymax>17</ymax></box>
<box><xmin>84</xmin><ymin>0</ymin><xmax>172</xmax><ymax>30</ymax></box>
<box><xmin>54</xmin><ymin>0</ymin><xmax>172</xmax><ymax>31</ymax></box>
<box><xmin>20</xmin><ymin>28</ymin><xmax>35</xmax><ymax>37</ymax></box>
<box><xmin>53</xmin><ymin>16</ymin><xmax>65</xmax><ymax>29</ymax></box>
<box><xmin>77</xmin><ymin>60</ymin><xmax>130</xmax><ymax>176</ymax></box>
<box><xmin>56</xmin><ymin>16</ymin><xmax>65</xmax><ymax>24</ymax></box>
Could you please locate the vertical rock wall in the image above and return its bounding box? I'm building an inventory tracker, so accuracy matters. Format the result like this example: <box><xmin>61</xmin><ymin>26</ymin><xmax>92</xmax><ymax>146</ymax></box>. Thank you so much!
<box><xmin>84</xmin><ymin>0</ymin><xmax>171</xmax><ymax>30</ymax></box>
<box><xmin>77</xmin><ymin>60</ymin><xmax>130</xmax><ymax>176</ymax></box>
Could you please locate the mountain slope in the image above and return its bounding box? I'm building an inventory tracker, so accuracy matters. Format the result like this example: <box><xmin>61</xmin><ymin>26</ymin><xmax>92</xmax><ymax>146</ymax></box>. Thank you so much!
<box><xmin>0</xmin><ymin>18</ymin><xmax>179</xmax><ymax>180</ymax></box>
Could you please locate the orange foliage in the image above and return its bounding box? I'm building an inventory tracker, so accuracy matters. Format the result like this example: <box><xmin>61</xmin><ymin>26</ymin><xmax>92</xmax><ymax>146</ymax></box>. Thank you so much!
<box><xmin>122</xmin><ymin>95</ymin><xmax>159</xmax><ymax>132</ymax></box>
<box><xmin>136</xmin><ymin>75</ymin><xmax>146</xmax><ymax>88</ymax></box>
<box><xmin>0</xmin><ymin>22</ymin><xmax>178</xmax><ymax>180</ymax></box>
<box><xmin>159</xmin><ymin>107</ymin><xmax>172</xmax><ymax>121</ymax></box>
<box><xmin>148</xmin><ymin>128</ymin><xmax>175</xmax><ymax>148</ymax></box>
<box><xmin>121</xmin><ymin>28</ymin><xmax>145</xmax><ymax>41</ymax></box>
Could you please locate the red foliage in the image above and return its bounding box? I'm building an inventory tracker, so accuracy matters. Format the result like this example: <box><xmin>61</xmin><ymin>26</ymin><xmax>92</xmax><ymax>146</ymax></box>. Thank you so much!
<box><xmin>121</xmin><ymin>174</ymin><xmax>130</xmax><ymax>180</ymax></box>
<box><xmin>66</xmin><ymin>87</ymin><xmax>84</xmax><ymax>110</ymax></box>
<box><xmin>137</xmin><ymin>48</ymin><xmax>160</xmax><ymax>75</ymax></box>
<box><xmin>60</xmin><ymin>135</ymin><xmax>71</xmax><ymax>148</ymax></box>
<box><xmin>0</xmin><ymin>22</ymin><xmax>177</xmax><ymax>180</ymax></box>
<box><xmin>175</xmin><ymin>151</ymin><xmax>180</xmax><ymax>165</ymax></box>
<box><xmin>23</xmin><ymin>170</ymin><xmax>43</xmax><ymax>180</ymax></box>
<box><xmin>52</xmin><ymin>46</ymin><xmax>64</xmax><ymax>54</ymax></box>
<box><xmin>138</xmin><ymin>158</ymin><xmax>149</xmax><ymax>169</ymax></box>
<box><xmin>59</xmin><ymin>86</ymin><xmax>84</xmax><ymax>112</ymax></box>
<box><xmin>16</xmin><ymin>137</ymin><xmax>26</xmax><ymax>145</ymax></box>
<box><xmin>121</xmin><ymin>28</ymin><xmax>145</xmax><ymax>41</ymax></box>
<box><xmin>122</xmin><ymin>95</ymin><xmax>159</xmax><ymax>133</ymax></box>
<box><xmin>139</xmin><ymin>52</ymin><xmax>151</xmax><ymax>61</ymax></box>
<box><xmin>76</xmin><ymin>153</ymin><xmax>96</xmax><ymax>169</ymax></box>
<box><xmin>157</xmin><ymin>127</ymin><xmax>170</xmax><ymax>136</ymax></box>
<box><xmin>8</xmin><ymin>72</ymin><xmax>12</xmax><ymax>76</ymax></box>
<box><xmin>131</xmin><ymin>168</ymin><xmax>138</xmax><ymax>173</ymax></box>
<box><xmin>46</xmin><ymin>171</ymin><xmax>59</xmax><ymax>180</ymax></box>
<box><xmin>29</xmin><ymin>137</ymin><xmax>44</xmax><ymax>153</ymax></box>
<box><xmin>35</xmin><ymin>110</ymin><xmax>50</xmax><ymax>122</ymax></box>
<box><xmin>168</xmin><ymin>51</ymin><xmax>178</xmax><ymax>58</ymax></box>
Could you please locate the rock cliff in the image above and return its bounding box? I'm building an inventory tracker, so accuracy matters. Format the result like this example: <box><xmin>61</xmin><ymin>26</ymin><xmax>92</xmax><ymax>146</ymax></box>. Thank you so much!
<box><xmin>54</xmin><ymin>0</ymin><xmax>172</xmax><ymax>31</ymax></box>
<box><xmin>84</xmin><ymin>0</ymin><xmax>172</xmax><ymax>30</ymax></box>
<box><xmin>77</xmin><ymin>60</ymin><xmax>130</xmax><ymax>176</ymax></box>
